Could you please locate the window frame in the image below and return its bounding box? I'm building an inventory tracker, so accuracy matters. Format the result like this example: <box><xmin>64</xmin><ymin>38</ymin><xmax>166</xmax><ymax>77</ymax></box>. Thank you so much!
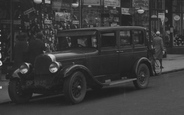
<box><xmin>100</xmin><ymin>31</ymin><xmax>117</xmax><ymax>48</ymax></box>
<box><xmin>132</xmin><ymin>30</ymin><xmax>145</xmax><ymax>47</ymax></box>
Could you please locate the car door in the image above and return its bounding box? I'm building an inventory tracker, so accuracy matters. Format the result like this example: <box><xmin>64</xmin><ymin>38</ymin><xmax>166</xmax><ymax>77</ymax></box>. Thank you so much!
<box><xmin>98</xmin><ymin>31</ymin><xmax>119</xmax><ymax>80</ymax></box>
<box><xmin>118</xmin><ymin>30</ymin><xmax>134</xmax><ymax>77</ymax></box>
<box><xmin>132</xmin><ymin>29</ymin><xmax>147</xmax><ymax>59</ymax></box>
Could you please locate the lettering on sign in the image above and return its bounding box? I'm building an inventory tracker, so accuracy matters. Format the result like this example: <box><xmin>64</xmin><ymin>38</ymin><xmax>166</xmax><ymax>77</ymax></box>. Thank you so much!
<box><xmin>133</xmin><ymin>0</ymin><xmax>149</xmax><ymax>10</ymax></box>
<box><xmin>83</xmin><ymin>0</ymin><xmax>100</xmax><ymax>5</ymax></box>
<box><xmin>104</xmin><ymin>0</ymin><xmax>120</xmax><ymax>7</ymax></box>
<box><xmin>121</xmin><ymin>8</ymin><xmax>131</xmax><ymax>15</ymax></box>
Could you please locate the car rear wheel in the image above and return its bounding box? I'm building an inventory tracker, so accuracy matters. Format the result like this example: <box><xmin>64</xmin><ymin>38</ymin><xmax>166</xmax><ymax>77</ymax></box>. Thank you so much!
<box><xmin>133</xmin><ymin>63</ymin><xmax>150</xmax><ymax>89</ymax></box>
<box><xmin>64</xmin><ymin>71</ymin><xmax>87</xmax><ymax>104</ymax></box>
<box><xmin>8</xmin><ymin>79</ymin><xmax>32</xmax><ymax>104</ymax></box>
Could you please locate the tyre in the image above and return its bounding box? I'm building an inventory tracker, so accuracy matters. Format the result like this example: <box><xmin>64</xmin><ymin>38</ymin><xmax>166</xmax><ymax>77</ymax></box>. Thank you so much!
<box><xmin>154</xmin><ymin>60</ymin><xmax>162</xmax><ymax>74</ymax></box>
<box><xmin>63</xmin><ymin>71</ymin><xmax>87</xmax><ymax>104</ymax></box>
<box><xmin>8</xmin><ymin>79</ymin><xmax>32</xmax><ymax>104</ymax></box>
<box><xmin>133</xmin><ymin>63</ymin><xmax>150</xmax><ymax>89</ymax></box>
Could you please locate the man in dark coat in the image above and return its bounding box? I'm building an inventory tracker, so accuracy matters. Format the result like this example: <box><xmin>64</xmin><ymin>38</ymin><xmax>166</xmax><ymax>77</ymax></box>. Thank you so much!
<box><xmin>27</xmin><ymin>32</ymin><xmax>46</xmax><ymax>65</ymax></box>
<box><xmin>6</xmin><ymin>33</ymin><xmax>29</xmax><ymax>79</ymax></box>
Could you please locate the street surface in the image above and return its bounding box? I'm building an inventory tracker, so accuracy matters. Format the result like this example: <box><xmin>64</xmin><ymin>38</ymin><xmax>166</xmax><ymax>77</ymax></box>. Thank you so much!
<box><xmin>1</xmin><ymin>71</ymin><xmax>184</xmax><ymax>115</ymax></box>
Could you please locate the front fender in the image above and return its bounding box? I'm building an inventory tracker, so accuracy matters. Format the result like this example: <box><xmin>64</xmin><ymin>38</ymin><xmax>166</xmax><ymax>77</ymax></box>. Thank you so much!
<box><xmin>11</xmin><ymin>69</ymin><xmax>21</xmax><ymax>79</ymax></box>
<box><xmin>63</xmin><ymin>64</ymin><xmax>103</xmax><ymax>85</ymax></box>
<box><xmin>63</xmin><ymin>64</ymin><xmax>92</xmax><ymax>78</ymax></box>
<box><xmin>133</xmin><ymin>57</ymin><xmax>153</xmax><ymax>76</ymax></box>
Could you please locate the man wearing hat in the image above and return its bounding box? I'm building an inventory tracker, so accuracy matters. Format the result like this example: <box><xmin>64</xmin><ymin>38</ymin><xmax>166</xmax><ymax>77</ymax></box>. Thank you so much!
<box><xmin>27</xmin><ymin>32</ymin><xmax>46</xmax><ymax>65</ymax></box>
<box><xmin>153</xmin><ymin>31</ymin><xmax>165</xmax><ymax>69</ymax></box>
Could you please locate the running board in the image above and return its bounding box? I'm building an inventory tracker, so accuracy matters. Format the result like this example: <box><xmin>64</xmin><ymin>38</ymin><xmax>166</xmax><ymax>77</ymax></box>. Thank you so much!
<box><xmin>103</xmin><ymin>78</ymin><xmax>137</xmax><ymax>86</ymax></box>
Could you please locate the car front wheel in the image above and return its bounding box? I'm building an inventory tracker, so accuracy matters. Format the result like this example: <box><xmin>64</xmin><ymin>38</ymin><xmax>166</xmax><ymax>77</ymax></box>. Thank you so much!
<box><xmin>64</xmin><ymin>71</ymin><xmax>87</xmax><ymax>104</ymax></box>
<box><xmin>8</xmin><ymin>79</ymin><xmax>32</xmax><ymax>104</ymax></box>
<box><xmin>133</xmin><ymin>63</ymin><xmax>150</xmax><ymax>89</ymax></box>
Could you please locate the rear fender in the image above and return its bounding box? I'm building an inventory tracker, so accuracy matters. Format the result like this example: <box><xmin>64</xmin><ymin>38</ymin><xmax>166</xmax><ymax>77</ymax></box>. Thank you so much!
<box><xmin>133</xmin><ymin>57</ymin><xmax>153</xmax><ymax>76</ymax></box>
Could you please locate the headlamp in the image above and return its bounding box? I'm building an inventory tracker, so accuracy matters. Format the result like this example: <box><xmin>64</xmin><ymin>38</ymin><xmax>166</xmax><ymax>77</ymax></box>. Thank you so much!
<box><xmin>49</xmin><ymin>61</ymin><xmax>61</xmax><ymax>73</ymax></box>
<box><xmin>19</xmin><ymin>63</ymin><xmax>31</xmax><ymax>74</ymax></box>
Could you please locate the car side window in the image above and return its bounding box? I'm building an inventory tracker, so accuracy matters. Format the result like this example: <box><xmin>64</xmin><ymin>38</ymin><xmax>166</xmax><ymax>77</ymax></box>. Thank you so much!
<box><xmin>132</xmin><ymin>30</ymin><xmax>144</xmax><ymax>46</ymax></box>
<box><xmin>101</xmin><ymin>32</ymin><xmax>116</xmax><ymax>47</ymax></box>
<box><xmin>120</xmin><ymin>30</ymin><xmax>132</xmax><ymax>46</ymax></box>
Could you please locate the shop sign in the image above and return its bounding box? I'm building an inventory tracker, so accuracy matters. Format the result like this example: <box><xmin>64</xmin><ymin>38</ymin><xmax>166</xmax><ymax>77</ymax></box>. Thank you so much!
<box><xmin>174</xmin><ymin>15</ymin><xmax>180</xmax><ymax>21</ymax></box>
<box><xmin>111</xmin><ymin>22</ymin><xmax>118</xmax><ymax>27</ymax></box>
<box><xmin>52</xmin><ymin>1</ymin><xmax>70</xmax><ymax>10</ymax></box>
<box><xmin>158</xmin><ymin>13</ymin><xmax>165</xmax><ymax>25</ymax></box>
<box><xmin>45</xmin><ymin>0</ymin><xmax>51</xmax><ymax>4</ymax></box>
<box><xmin>72</xmin><ymin>20</ymin><xmax>79</xmax><ymax>25</ymax></box>
<box><xmin>55</xmin><ymin>12</ymin><xmax>71</xmax><ymax>22</ymax></box>
<box><xmin>23</xmin><ymin>7</ymin><xmax>35</xmax><ymax>15</ymax></box>
<box><xmin>52</xmin><ymin>1</ymin><xmax>62</xmax><ymax>9</ymax></box>
<box><xmin>44</xmin><ymin>19</ymin><xmax>52</xmax><ymax>24</ymax></box>
<box><xmin>83</xmin><ymin>0</ymin><xmax>101</xmax><ymax>6</ymax></box>
<box><xmin>104</xmin><ymin>0</ymin><xmax>120</xmax><ymax>7</ymax></box>
<box><xmin>121</xmin><ymin>8</ymin><xmax>130</xmax><ymax>15</ymax></box>
<box><xmin>0</xmin><ymin>20</ymin><xmax>21</xmax><ymax>25</ymax></box>
<box><xmin>151</xmin><ymin>15</ymin><xmax>157</xmax><ymax>18</ymax></box>
<box><xmin>133</xmin><ymin>0</ymin><xmax>149</xmax><ymax>10</ymax></box>
<box><xmin>60</xmin><ymin>3</ymin><xmax>70</xmax><ymax>8</ymax></box>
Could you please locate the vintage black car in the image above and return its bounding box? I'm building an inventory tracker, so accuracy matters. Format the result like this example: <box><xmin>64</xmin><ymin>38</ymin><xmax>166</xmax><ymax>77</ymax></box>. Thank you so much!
<box><xmin>8</xmin><ymin>26</ymin><xmax>153</xmax><ymax>104</ymax></box>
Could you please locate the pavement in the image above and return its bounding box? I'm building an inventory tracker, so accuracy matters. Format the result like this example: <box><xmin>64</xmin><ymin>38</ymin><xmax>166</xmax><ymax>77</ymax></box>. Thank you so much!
<box><xmin>1</xmin><ymin>54</ymin><xmax>184</xmax><ymax>104</ymax></box>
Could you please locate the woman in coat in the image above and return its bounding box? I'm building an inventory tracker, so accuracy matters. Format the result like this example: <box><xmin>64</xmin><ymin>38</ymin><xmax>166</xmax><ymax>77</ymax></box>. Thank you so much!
<box><xmin>153</xmin><ymin>31</ymin><xmax>165</xmax><ymax>68</ymax></box>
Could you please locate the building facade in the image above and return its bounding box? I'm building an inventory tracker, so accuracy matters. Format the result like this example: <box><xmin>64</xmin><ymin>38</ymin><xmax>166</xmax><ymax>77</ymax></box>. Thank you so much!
<box><xmin>165</xmin><ymin>0</ymin><xmax>184</xmax><ymax>53</ymax></box>
<box><xmin>0</xmin><ymin>0</ymin><xmax>183</xmax><ymax>72</ymax></box>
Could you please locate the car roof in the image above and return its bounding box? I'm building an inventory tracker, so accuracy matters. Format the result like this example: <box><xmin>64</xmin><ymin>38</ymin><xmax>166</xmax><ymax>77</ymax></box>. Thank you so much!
<box><xmin>58</xmin><ymin>26</ymin><xmax>147</xmax><ymax>33</ymax></box>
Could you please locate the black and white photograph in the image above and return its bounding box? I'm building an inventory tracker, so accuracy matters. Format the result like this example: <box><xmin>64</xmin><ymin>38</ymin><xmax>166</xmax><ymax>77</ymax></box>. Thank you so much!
<box><xmin>1</xmin><ymin>0</ymin><xmax>184</xmax><ymax>115</ymax></box>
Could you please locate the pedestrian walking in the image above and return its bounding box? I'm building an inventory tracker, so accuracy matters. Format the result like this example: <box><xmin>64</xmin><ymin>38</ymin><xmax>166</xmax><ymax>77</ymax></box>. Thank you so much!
<box><xmin>27</xmin><ymin>32</ymin><xmax>46</xmax><ymax>65</ymax></box>
<box><xmin>153</xmin><ymin>31</ymin><xmax>165</xmax><ymax>69</ymax></box>
<box><xmin>165</xmin><ymin>30</ymin><xmax>170</xmax><ymax>46</ymax></box>
<box><xmin>6</xmin><ymin>32</ymin><xmax>29</xmax><ymax>79</ymax></box>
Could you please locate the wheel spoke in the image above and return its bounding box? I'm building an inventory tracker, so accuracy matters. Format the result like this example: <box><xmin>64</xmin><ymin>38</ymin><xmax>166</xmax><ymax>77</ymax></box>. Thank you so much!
<box><xmin>139</xmin><ymin>70</ymin><xmax>147</xmax><ymax>84</ymax></box>
<box><xmin>72</xmin><ymin>76</ymin><xmax>83</xmax><ymax>98</ymax></box>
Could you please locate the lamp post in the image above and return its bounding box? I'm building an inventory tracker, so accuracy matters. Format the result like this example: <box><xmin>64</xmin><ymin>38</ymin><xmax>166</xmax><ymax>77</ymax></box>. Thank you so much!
<box><xmin>33</xmin><ymin>0</ymin><xmax>42</xmax><ymax>4</ymax></box>
<box><xmin>149</xmin><ymin>0</ymin><xmax>152</xmax><ymax>47</ymax></box>
<box><xmin>72</xmin><ymin>0</ymin><xmax>82</xmax><ymax>28</ymax></box>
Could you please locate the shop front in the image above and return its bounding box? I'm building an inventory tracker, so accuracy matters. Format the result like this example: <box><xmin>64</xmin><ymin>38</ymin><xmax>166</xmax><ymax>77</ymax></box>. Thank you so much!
<box><xmin>170</xmin><ymin>0</ymin><xmax>184</xmax><ymax>47</ymax></box>
<box><xmin>71</xmin><ymin>0</ymin><xmax>121</xmax><ymax>28</ymax></box>
<box><xmin>0</xmin><ymin>0</ymin><xmax>22</xmax><ymax>72</ymax></box>
<box><xmin>165</xmin><ymin>0</ymin><xmax>184</xmax><ymax>53</ymax></box>
<box><xmin>0</xmin><ymin>0</ymin><xmax>152</xmax><ymax>73</ymax></box>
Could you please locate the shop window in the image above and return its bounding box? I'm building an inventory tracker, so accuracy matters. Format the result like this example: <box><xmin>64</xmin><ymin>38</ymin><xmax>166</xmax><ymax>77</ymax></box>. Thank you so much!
<box><xmin>132</xmin><ymin>30</ymin><xmax>144</xmax><ymax>46</ymax></box>
<box><xmin>120</xmin><ymin>30</ymin><xmax>132</xmax><ymax>46</ymax></box>
<box><xmin>101</xmin><ymin>32</ymin><xmax>116</xmax><ymax>47</ymax></box>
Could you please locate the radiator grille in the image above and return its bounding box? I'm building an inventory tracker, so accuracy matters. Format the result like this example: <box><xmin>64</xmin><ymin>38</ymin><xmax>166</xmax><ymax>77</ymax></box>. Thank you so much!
<box><xmin>34</xmin><ymin>55</ymin><xmax>52</xmax><ymax>74</ymax></box>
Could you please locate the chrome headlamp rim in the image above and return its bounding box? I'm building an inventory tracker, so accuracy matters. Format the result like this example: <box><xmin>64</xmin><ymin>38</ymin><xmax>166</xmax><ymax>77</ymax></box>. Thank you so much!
<box><xmin>49</xmin><ymin>61</ymin><xmax>62</xmax><ymax>73</ymax></box>
<box><xmin>19</xmin><ymin>62</ymin><xmax>31</xmax><ymax>74</ymax></box>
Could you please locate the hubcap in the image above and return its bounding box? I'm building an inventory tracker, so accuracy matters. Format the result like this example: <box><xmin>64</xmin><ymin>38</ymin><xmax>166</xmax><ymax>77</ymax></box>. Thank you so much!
<box><xmin>77</xmin><ymin>85</ymin><xmax>81</xmax><ymax>89</ymax></box>
<box><xmin>139</xmin><ymin>71</ymin><xmax>146</xmax><ymax>84</ymax></box>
